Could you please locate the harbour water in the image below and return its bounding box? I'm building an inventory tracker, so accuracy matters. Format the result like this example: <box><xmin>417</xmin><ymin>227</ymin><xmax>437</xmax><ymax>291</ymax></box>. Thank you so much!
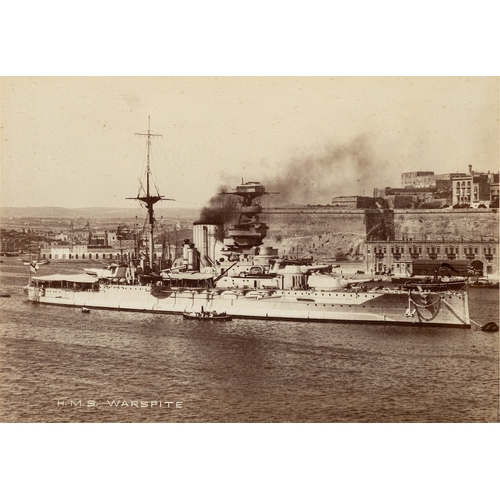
<box><xmin>0</xmin><ymin>259</ymin><xmax>498</xmax><ymax>422</ymax></box>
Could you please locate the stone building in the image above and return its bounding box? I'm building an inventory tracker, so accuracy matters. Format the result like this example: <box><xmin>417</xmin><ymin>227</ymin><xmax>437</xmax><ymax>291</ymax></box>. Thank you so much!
<box><xmin>472</xmin><ymin>173</ymin><xmax>491</xmax><ymax>204</ymax></box>
<box><xmin>39</xmin><ymin>241</ymin><xmax>177</xmax><ymax>263</ymax></box>
<box><xmin>374</xmin><ymin>187</ymin><xmax>438</xmax><ymax>209</ymax></box>
<box><xmin>434</xmin><ymin>172</ymin><xmax>468</xmax><ymax>203</ymax></box>
<box><xmin>451</xmin><ymin>166</ymin><xmax>495</xmax><ymax>206</ymax></box>
<box><xmin>452</xmin><ymin>176</ymin><xmax>473</xmax><ymax>205</ymax></box>
<box><xmin>401</xmin><ymin>171</ymin><xmax>435</xmax><ymax>188</ymax></box>
<box><xmin>330</xmin><ymin>196</ymin><xmax>386</xmax><ymax>209</ymax></box>
<box><xmin>490</xmin><ymin>182</ymin><xmax>499</xmax><ymax>205</ymax></box>
<box><xmin>364</xmin><ymin>238</ymin><xmax>498</xmax><ymax>277</ymax></box>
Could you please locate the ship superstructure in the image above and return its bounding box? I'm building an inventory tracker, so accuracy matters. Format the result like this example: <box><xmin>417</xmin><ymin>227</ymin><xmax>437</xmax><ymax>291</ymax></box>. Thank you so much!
<box><xmin>219</xmin><ymin>181</ymin><xmax>270</xmax><ymax>253</ymax></box>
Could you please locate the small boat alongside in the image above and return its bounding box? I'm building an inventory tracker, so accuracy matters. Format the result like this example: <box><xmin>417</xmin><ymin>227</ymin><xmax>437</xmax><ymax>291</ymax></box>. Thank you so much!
<box><xmin>81</xmin><ymin>307</ymin><xmax>91</xmax><ymax>313</ymax></box>
<box><xmin>183</xmin><ymin>310</ymin><xmax>232</xmax><ymax>321</ymax></box>
<box><xmin>395</xmin><ymin>276</ymin><xmax>467</xmax><ymax>291</ymax></box>
<box><xmin>469</xmin><ymin>278</ymin><xmax>499</xmax><ymax>289</ymax></box>
<box><xmin>481</xmin><ymin>321</ymin><xmax>499</xmax><ymax>332</ymax></box>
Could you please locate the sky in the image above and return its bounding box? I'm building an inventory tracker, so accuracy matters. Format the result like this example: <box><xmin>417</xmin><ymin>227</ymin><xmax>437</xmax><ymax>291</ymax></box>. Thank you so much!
<box><xmin>1</xmin><ymin>76</ymin><xmax>498</xmax><ymax>210</ymax></box>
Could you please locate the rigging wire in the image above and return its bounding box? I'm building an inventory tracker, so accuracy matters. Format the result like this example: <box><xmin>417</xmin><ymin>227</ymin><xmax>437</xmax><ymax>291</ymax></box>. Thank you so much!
<box><xmin>148</xmin><ymin>143</ymin><xmax>163</xmax><ymax>197</ymax></box>
<box><xmin>134</xmin><ymin>127</ymin><xmax>169</xmax><ymax>200</ymax></box>
<box><xmin>136</xmin><ymin>139</ymin><xmax>149</xmax><ymax>198</ymax></box>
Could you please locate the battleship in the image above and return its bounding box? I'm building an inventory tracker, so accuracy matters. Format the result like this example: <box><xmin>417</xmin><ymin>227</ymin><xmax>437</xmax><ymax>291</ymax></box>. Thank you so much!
<box><xmin>27</xmin><ymin>123</ymin><xmax>471</xmax><ymax>328</ymax></box>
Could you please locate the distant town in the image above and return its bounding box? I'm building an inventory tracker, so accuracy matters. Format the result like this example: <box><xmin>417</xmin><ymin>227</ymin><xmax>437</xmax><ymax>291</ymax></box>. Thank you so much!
<box><xmin>1</xmin><ymin>166</ymin><xmax>499</xmax><ymax>279</ymax></box>
<box><xmin>334</xmin><ymin>165</ymin><xmax>499</xmax><ymax>210</ymax></box>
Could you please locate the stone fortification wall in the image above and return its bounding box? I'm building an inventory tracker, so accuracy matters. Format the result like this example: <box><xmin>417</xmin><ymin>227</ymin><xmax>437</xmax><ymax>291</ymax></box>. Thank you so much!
<box><xmin>266</xmin><ymin>208</ymin><xmax>366</xmax><ymax>238</ymax></box>
<box><xmin>394</xmin><ymin>209</ymin><xmax>498</xmax><ymax>241</ymax></box>
<box><xmin>262</xmin><ymin>207</ymin><xmax>498</xmax><ymax>260</ymax></box>
<box><xmin>265</xmin><ymin>208</ymin><xmax>368</xmax><ymax>260</ymax></box>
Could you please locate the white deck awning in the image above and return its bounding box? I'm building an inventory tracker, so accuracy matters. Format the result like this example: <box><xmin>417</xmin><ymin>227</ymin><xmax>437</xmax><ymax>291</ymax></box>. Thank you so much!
<box><xmin>32</xmin><ymin>274</ymin><xmax>98</xmax><ymax>283</ymax></box>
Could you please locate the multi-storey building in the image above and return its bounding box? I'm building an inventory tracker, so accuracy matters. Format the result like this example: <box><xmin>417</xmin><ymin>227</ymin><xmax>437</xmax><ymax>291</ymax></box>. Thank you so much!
<box><xmin>372</xmin><ymin>187</ymin><xmax>439</xmax><ymax>209</ymax></box>
<box><xmin>380</xmin><ymin>167</ymin><xmax>498</xmax><ymax>208</ymax></box>
<box><xmin>451</xmin><ymin>166</ymin><xmax>495</xmax><ymax>206</ymax></box>
<box><xmin>452</xmin><ymin>176</ymin><xmax>473</xmax><ymax>205</ymax></box>
<box><xmin>41</xmin><ymin>243</ymin><xmax>131</xmax><ymax>261</ymax></box>
<box><xmin>364</xmin><ymin>238</ymin><xmax>498</xmax><ymax>277</ymax></box>
<box><xmin>472</xmin><ymin>174</ymin><xmax>491</xmax><ymax>204</ymax></box>
<box><xmin>401</xmin><ymin>171</ymin><xmax>435</xmax><ymax>188</ymax></box>
<box><xmin>39</xmin><ymin>241</ymin><xmax>177</xmax><ymax>263</ymax></box>
<box><xmin>490</xmin><ymin>182</ymin><xmax>499</xmax><ymax>205</ymax></box>
<box><xmin>330</xmin><ymin>196</ymin><xmax>386</xmax><ymax>209</ymax></box>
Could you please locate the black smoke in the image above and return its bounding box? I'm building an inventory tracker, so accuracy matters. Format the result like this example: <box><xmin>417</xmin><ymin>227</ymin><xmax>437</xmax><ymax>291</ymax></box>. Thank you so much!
<box><xmin>197</xmin><ymin>185</ymin><xmax>241</xmax><ymax>224</ymax></box>
<box><xmin>263</xmin><ymin>135</ymin><xmax>383</xmax><ymax>206</ymax></box>
<box><xmin>198</xmin><ymin>135</ymin><xmax>385</xmax><ymax>219</ymax></box>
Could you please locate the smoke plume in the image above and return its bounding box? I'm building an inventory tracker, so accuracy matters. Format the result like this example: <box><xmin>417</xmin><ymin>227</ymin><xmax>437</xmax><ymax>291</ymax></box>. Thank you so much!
<box><xmin>198</xmin><ymin>135</ymin><xmax>386</xmax><ymax>220</ymax></box>
<box><xmin>263</xmin><ymin>135</ymin><xmax>383</xmax><ymax>206</ymax></box>
<box><xmin>197</xmin><ymin>185</ymin><xmax>241</xmax><ymax>224</ymax></box>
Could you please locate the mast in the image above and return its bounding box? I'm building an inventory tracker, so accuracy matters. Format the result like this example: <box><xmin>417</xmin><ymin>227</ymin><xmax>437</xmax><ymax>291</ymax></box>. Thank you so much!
<box><xmin>127</xmin><ymin>117</ymin><xmax>173</xmax><ymax>270</ymax></box>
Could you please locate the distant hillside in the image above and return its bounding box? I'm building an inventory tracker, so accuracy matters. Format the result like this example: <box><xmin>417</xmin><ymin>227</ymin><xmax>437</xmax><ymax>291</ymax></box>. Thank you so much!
<box><xmin>0</xmin><ymin>206</ymin><xmax>202</xmax><ymax>220</ymax></box>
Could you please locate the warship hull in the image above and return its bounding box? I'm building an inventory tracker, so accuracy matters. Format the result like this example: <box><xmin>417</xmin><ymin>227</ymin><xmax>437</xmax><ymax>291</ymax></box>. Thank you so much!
<box><xmin>27</xmin><ymin>285</ymin><xmax>471</xmax><ymax>328</ymax></box>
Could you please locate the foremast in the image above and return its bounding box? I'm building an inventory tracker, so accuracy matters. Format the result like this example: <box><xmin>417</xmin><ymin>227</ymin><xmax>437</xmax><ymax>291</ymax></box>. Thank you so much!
<box><xmin>127</xmin><ymin>117</ymin><xmax>173</xmax><ymax>270</ymax></box>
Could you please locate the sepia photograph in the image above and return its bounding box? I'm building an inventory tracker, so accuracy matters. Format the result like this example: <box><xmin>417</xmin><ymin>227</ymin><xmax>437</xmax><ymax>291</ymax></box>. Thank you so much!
<box><xmin>1</xmin><ymin>76</ymin><xmax>498</xmax><ymax>424</ymax></box>
<box><xmin>0</xmin><ymin>4</ymin><xmax>499</xmax><ymax>498</ymax></box>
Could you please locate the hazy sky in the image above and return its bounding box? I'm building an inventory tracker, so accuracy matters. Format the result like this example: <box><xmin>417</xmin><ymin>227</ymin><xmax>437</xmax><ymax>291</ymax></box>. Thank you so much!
<box><xmin>1</xmin><ymin>76</ymin><xmax>498</xmax><ymax>209</ymax></box>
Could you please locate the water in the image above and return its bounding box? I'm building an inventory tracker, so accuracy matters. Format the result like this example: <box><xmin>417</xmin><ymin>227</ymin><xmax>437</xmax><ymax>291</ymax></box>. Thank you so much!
<box><xmin>0</xmin><ymin>259</ymin><xmax>498</xmax><ymax>422</ymax></box>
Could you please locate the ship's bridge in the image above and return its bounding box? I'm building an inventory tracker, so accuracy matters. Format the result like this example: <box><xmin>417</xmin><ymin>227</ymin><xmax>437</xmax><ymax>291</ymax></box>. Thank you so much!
<box><xmin>236</xmin><ymin>182</ymin><xmax>267</xmax><ymax>196</ymax></box>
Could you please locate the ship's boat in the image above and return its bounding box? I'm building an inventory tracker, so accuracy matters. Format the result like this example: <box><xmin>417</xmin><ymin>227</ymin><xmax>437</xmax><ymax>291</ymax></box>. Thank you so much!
<box><xmin>25</xmin><ymin>122</ymin><xmax>474</xmax><ymax>329</ymax></box>
<box><xmin>182</xmin><ymin>311</ymin><xmax>232</xmax><ymax>321</ymax></box>
<box><xmin>481</xmin><ymin>322</ymin><xmax>499</xmax><ymax>332</ymax></box>
<box><xmin>469</xmin><ymin>278</ymin><xmax>499</xmax><ymax>289</ymax></box>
